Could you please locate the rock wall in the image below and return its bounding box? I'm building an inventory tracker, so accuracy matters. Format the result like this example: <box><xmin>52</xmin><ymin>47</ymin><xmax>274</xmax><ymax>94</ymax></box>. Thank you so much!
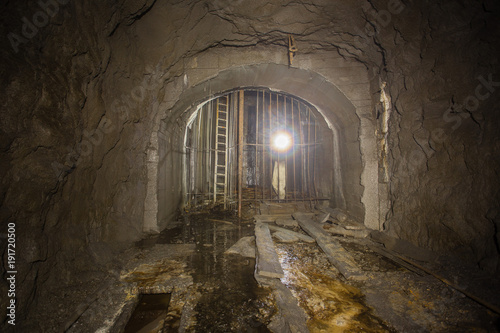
<box><xmin>1</xmin><ymin>0</ymin><xmax>160</xmax><ymax>326</ymax></box>
<box><xmin>373</xmin><ymin>0</ymin><xmax>500</xmax><ymax>273</ymax></box>
<box><xmin>1</xmin><ymin>0</ymin><xmax>499</xmax><ymax>328</ymax></box>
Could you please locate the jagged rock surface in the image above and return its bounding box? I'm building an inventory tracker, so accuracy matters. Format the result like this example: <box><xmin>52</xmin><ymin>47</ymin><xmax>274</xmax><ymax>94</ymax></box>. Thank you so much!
<box><xmin>0</xmin><ymin>0</ymin><xmax>499</xmax><ymax>330</ymax></box>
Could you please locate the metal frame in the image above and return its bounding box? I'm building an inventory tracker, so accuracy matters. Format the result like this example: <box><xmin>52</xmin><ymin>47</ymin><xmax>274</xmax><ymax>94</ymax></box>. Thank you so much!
<box><xmin>184</xmin><ymin>89</ymin><xmax>322</xmax><ymax>210</ymax></box>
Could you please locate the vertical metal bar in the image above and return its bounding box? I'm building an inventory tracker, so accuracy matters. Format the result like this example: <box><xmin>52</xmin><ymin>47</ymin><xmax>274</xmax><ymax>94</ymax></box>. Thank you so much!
<box><xmin>261</xmin><ymin>90</ymin><xmax>265</xmax><ymax>200</ymax></box>
<box><xmin>298</xmin><ymin>102</ymin><xmax>305</xmax><ymax>203</ymax></box>
<box><xmin>207</xmin><ymin>100</ymin><xmax>212</xmax><ymax>201</ymax></box>
<box><xmin>194</xmin><ymin>113</ymin><xmax>200</xmax><ymax>206</ymax></box>
<box><xmin>238</xmin><ymin>90</ymin><xmax>244</xmax><ymax>218</ymax></box>
<box><xmin>307</xmin><ymin>107</ymin><xmax>312</xmax><ymax>208</ymax></box>
<box><xmin>211</xmin><ymin>100</ymin><xmax>215</xmax><ymax>201</ymax></box>
<box><xmin>187</xmin><ymin>127</ymin><xmax>191</xmax><ymax>206</ymax></box>
<box><xmin>232</xmin><ymin>92</ymin><xmax>238</xmax><ymax>208</ymax></box>
<box><xmin>193</xmin><ymin>118</ymin><xmax>196</xmax><ymax>205</ymax></box>
<box><xmin>203</xmin><ymin>104</ymin><xmax>208</xmax><ymax>203</ymax></box>
<box><xmin>228</xmin><ymin>96</ymin><xmax>233</xmax><ymax>206</ymax></box>
<box><xmin>194</xmin><ymin>113</ymin><xmax>198</xmax><ymax>206</ymax></box>
<box><xmin>204</xmin><ymin>103</ymin><xmax>208</xmax><ymax>201</ymax></box>
<box><xmin>276</xmin><ymin>93</ymin><xmax>280</xmax><ymax>202</ymax></box>
<box><xmin>191</xmin><ymin>119</ymin><xmax>195</xmax><ymax>206</ymax></box>
<box><xmin>190</xmin><ymin>125</ymin><xmax>194</xmax><ymax>205</ymax></box>
<box><xmin>213</xmin><ymin>220</ymin><xmax>217</xmax><ymax>263</ymax></box>
<box><xmin>292</xmin><ymin>98</ymin><xmax>296</xmax><ymax>201</ymax></box>
<box><xmin>199</xmin><ymin>110</ymin><xmax>204</xmax><ymax>204</ymax></box>
<box><xmin>313</xmin><ymin>116</ymin><xmax>318</xmax><ymax>206</ymax></box>
<box><xmin>198</xmin><ymin>105</ymin><xmax>205</xmax><ymax>204</ymax></box>
<box><xmin>268</xmin><ymin>92</ymin><xmax>272</xmax><ymax>201</ymax></box>
<box><xmin>211</xmin><ymin>99</ymin><xmax>215</xmax><ymax>202</ymax></box>
<box><xmin>284</xmin><ymin>95</ymin><xmax>288</xmax><ymax>202</ymax></box>
<box><xmin>189</xmin><ymin>118</ymin><xmax>194</xmax><ymax>206</ymax></box>
<box><xmin>255</xmin><ymin>90</ymin><xmax>259</xmax><ymax>200</ymax></box>
<box><xmin>213</xmin><ymin>99</ymin><xmax>218</xmax><ymax>204</ymax></box>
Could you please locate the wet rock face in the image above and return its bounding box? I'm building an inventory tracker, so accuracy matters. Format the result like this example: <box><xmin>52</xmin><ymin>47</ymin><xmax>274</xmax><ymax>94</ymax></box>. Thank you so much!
<box><xmin>0</xmin><ymin>0</ymin><xmax>499</xmax><ymax>326</ymax></box>
<box><xmin>375</xmin><ymin>0</ymin><xmax>500</xmax><ymax>273</ymax></box>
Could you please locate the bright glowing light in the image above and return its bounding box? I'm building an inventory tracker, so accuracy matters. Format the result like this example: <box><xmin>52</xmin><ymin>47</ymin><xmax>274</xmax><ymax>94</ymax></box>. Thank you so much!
<box><xmin>272</xmin><ymin>131</ymin><xmax>292</xmax><ymax>152</ymax></box>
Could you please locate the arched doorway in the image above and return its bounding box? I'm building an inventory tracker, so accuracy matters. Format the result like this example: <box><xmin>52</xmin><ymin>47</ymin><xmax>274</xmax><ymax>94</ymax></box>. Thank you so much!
<box><xmin>183</xmin><ymin>88</ymin><xmax>334</xmax><ymax>212</ymax></box>
<box><xmin>152</xmin><ymin>64</ymin><xmax>373</xmax><ymax>232</ymax></box>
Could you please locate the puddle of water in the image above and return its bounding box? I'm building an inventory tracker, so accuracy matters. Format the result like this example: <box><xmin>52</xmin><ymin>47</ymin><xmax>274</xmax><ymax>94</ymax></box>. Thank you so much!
<box><xmin>159</xmin><ymin>211</ymin><xmax>275</xmax><ymax>332</ymax></box>
<box><xmin>193</xmin><ymin>279</ymin><xmax>274</xmax><ymax>332</ymax></box>
<box><xmin>276</xmin><ymin>243</ymin><xmax>395</xmax><ymax>333</ymax></box>
<box><xmin>123</xmin><ymin>293</ymin><xmax>172</xmax><ymax>333</ymax></box>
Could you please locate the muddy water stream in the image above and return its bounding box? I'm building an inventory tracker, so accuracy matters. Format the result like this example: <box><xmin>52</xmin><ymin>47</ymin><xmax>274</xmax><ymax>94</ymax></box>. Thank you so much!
<box><xmin>275</xmin><ymin>242</ymin><xmax>395</xmax><ymax>332</ymax></box>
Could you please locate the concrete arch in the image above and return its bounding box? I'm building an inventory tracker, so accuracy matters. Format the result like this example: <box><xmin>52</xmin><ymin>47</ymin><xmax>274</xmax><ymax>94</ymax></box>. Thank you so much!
<box><xmin>152</xmin><ymin>63</ymin><xmax>367</xmax><ymax>232</ymax></box>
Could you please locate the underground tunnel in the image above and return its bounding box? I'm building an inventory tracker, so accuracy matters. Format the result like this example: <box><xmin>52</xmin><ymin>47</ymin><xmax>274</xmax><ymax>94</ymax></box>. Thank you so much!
<box><xmin>1</xmin><ymin>0</ymin><xmax>500</xmax><ymax>332</ymax></box>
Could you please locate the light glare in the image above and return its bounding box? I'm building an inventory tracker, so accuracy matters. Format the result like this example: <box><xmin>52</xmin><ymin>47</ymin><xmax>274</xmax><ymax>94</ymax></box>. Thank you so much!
<box><xmin>272</xmin><ymin>131</ymin><xmax>292</xmax><ymax>152</ymax></box>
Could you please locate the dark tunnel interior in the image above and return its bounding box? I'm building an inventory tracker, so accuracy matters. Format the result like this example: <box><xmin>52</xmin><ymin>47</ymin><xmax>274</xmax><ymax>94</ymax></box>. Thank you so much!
<box><xmin>1</xmin><ymin>0</ymin><xmax>500</xmax><ymax>331</ymax></box>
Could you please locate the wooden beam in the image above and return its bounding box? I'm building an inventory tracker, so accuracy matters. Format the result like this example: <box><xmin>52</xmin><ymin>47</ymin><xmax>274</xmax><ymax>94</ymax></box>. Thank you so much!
<box><xmin>238</xmin><ymin>90</ymin><xmax>244</xmax><ymax>218</ymax></box>
<box><xmin>322</xmin><ymin>224</ymin><xmax>369</xmax><ymax>238</ymax></box>
<box><xmin>254</xmin><ymin>214</ymin><xmax>293</xmax><ymax>223</ymax></box>
<box><xmin>293</xmin><ymin>212</ymin><xmax>365</xmax><ymax>281</ymax></box>
<box><xmin>261</xmin><ymin>279</ymin><xmax>309</xmax><ymax>333</ymax></box>
<box><xmin>255</xmin><ymin>222</ymin><xmax>284</xmax><ymax>279</ymax></box>
<box><xmin>268</xmin><ymin>225</ymin><xmax>315</xmax><ymax>243</ymax></box>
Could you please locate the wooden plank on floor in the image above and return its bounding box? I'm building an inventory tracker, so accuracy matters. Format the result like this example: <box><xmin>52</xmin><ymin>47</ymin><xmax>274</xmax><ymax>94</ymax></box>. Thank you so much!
<box><xmin>293</xmin><ymin>212</ymin><xmax>365</xmax><ymax>281</ymax></box>
<box><xmin>265</xmin><ymin>279</ymin><xmax>310</xmax><ymax>333</ymax></box>
<box><xmin>254</xmin><ymin>214</ymin><xmax>292</xmax><ymax>223</ymax></box>
<box><xmin>322</xmin><ymin>223</ymin><xmax>370</xmax><ymax>238</ymax></box>
<box><xmin>268</xmin><ymin>225</ymin><xmax>316</xmax><ymax>243</ymax></box>
<box><xmin>255</xmin><ymin>222</ymin><xmax>284</xmax><ymax>279</ymax></box>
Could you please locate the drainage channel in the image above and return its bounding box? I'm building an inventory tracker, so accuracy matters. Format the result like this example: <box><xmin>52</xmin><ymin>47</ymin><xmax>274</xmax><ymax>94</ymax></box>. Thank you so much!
<box><xmin>124</xmin><ymin>293</ymin><xmax>172</xmax><ymax>333</ymax></box>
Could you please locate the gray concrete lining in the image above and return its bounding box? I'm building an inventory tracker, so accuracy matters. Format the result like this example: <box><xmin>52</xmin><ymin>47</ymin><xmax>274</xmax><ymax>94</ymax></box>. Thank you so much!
<box><xmin>157</xmin><ymin>64</ymin><xmax>368</xmax><ymax>229</ymax></box>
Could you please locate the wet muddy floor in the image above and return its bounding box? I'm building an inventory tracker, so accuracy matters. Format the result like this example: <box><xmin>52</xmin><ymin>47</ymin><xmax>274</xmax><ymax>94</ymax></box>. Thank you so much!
<box><xmin>30</xmin><ymin>205</ymin><xmax>500</xmax><ymax>333</ymax></box>
<box><xmin>275</xmin><ymin>242</ymin><xmax>395</xmax><ymax>332</ymax></box>
<box><xmin>154</xmin><ymin>209</ymin><xmax>276</xmax><ymax>332</ymax></box>
<box><xmin>118</xmin><ymin>206</ymin><xmax>499</xmax><ymax>332</ymax></box>
<box><xmin>125</xmin><ymin>208</ymin><xmax>397</xmax><ymax>332</ymax></box>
